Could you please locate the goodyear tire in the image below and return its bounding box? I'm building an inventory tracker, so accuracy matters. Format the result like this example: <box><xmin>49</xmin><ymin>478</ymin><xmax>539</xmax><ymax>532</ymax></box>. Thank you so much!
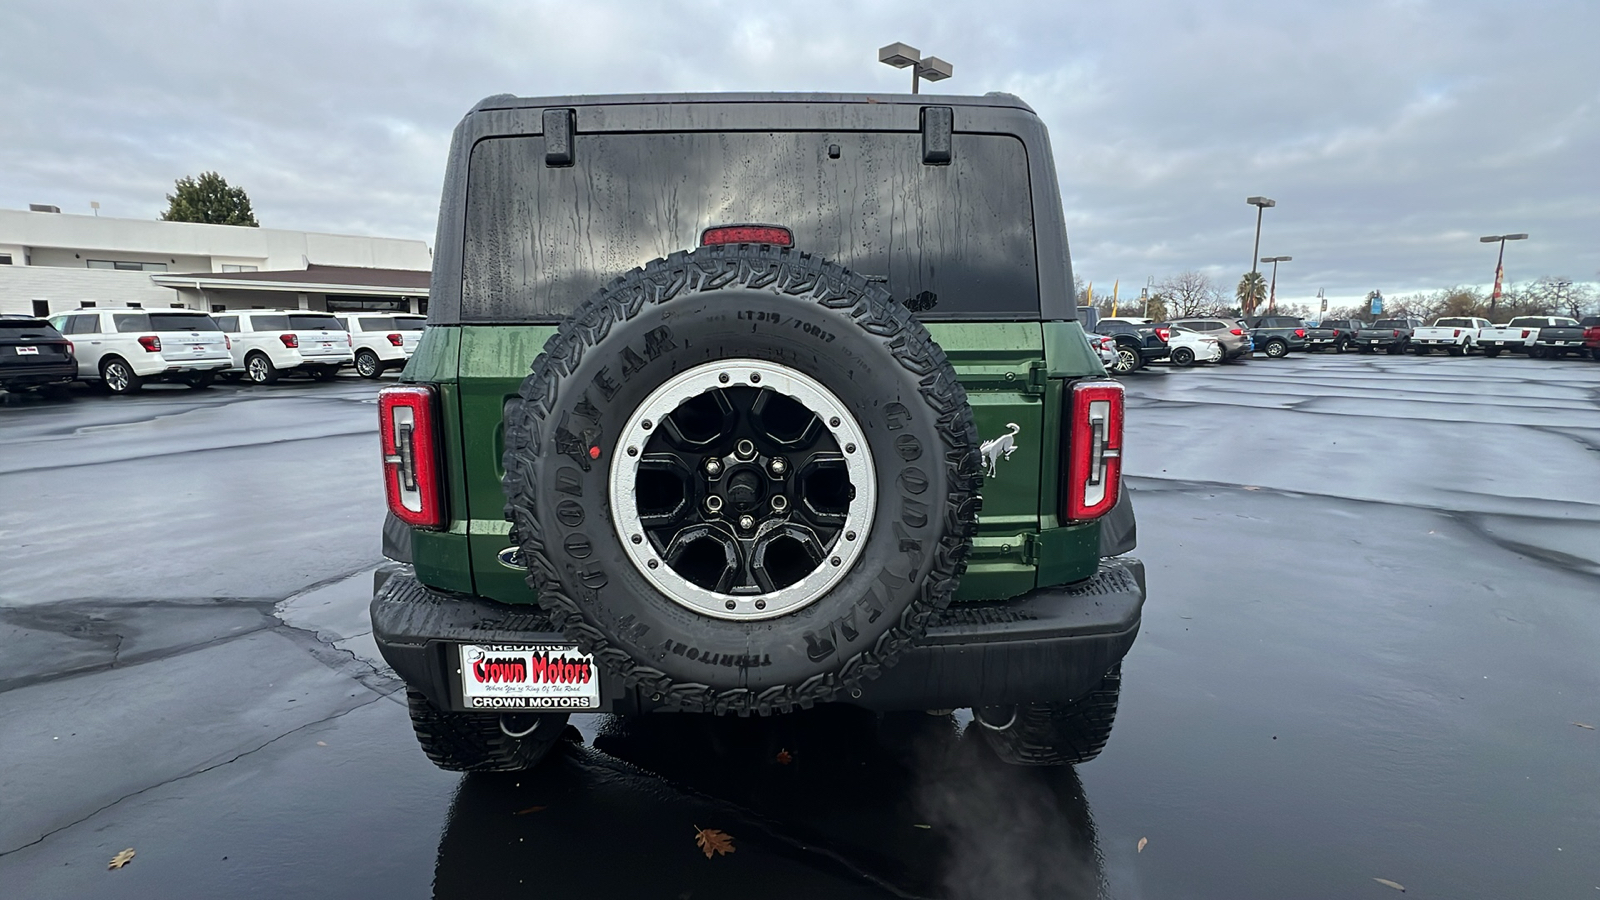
<box><xmin>976</xmin><ymin>664</ymin><xmax>1122</xmax><ymax>766</ymax></box>
<box><xmin>406</xmin><ymin>689</ymin><xmax>570</xmax><ymax>772</ymax></box>
<box><xmin>501</xmin><ymin>245</ymin><xmax>981</xmax><ymax>716</ymax></box>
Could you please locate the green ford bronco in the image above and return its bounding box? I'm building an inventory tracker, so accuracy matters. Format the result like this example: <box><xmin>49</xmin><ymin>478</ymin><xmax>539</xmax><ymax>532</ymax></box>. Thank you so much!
<box><xmin>372</xmin><ymin>91</ymin><xmax>1145</xmax><ymax>771</ymax></box>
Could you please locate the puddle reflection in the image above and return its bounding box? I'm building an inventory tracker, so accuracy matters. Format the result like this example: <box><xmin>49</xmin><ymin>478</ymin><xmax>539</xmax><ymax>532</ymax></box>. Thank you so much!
<box><xmin>433</xmin><ymin>707</ymin><xmax>1106</xmax><ymax>899</ymax></box>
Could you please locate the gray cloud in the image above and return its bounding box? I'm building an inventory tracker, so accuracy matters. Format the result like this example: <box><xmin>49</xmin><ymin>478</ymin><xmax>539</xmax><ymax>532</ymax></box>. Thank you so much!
<box><xmin>2</xmin><ymin>0</ymin><xmax>1594</xmax><ymax>305</ymax></box>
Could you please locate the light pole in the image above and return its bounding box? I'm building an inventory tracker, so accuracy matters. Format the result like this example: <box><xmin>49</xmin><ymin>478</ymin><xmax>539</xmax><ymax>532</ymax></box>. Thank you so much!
<box><xmin>1261</xmin><ymin>256</ymin><xmax>1291</xmax><ymax>312</ymax></box>
<box><xmin>1479</xmin><ymin>233</ymin><xmax>1528</xmax><ymax>319</ymax></box>
<box><xmin>879</xmin><ymin>43</ymin><xmax>953</xmax><ymax>94</ymax></box>
<box><xmin>1246</xmin><ymin>197</ymin><xmax>1275</xmax><ymax>278</ymax></box>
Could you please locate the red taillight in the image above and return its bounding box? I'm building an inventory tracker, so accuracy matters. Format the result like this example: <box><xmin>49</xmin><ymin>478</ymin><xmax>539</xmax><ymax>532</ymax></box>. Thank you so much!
<box><xmin>701</xmin><ymin>225</ymin><xmax>793</xmax><ymax>247</ymax></box>
<box><xmin>378</xmin><ymin>385</ymin><xmax>444</xmax><ymax>529</ymax></box>
<box><xmin>387</xmin><ymin>333</ymin><xmax>404</xmax><ymax>347</ymax></box>
<box><xmin>224</xmin><ymin>335</ymin><xmax>232</xmax><ymax>350</ymax></box>
<box><xmin>1452</xmin><ymin>330</ymin><xmax>1461</xmax><ymax>338</ymax></box>
<box><xmin>1065</xmin><ymin>380</ymin><xmax>1124</xmax><ymax>521</ymax></box>
<box><xmin>1393</xmin><ymin>330</ymin><xmax>1401</xmax><ymax>337</ymax></box>
<box><xmin>137</xmin><ymin>335</ymin><xmax>161</xmax><ymax>352</ymax></box>
<box><xmin>1155</xmin><ymin>327</ymin><xmax>1171</xmax><ymax>342</ymax></box>
<box><xmin>1230</xmin><ymin>328</ymin><xmax>1244</xmax><ymax>336</ymax></box>
<box><xmin>1521</xmin><ymin>330</ymin><xmax>1530</xmax><ymax>339</ymax></box>
<box><xmin>65</xmin><ymin>340</ymin><xmax>75</xmax><ymax>357</ymax></box>
<box><xmin>1294</xmin><ymin>328</ymin><xmax>1306</xmax><ymax>338</ymax></box>
<box><xmin>1332</xmin><ymin>329</ymin><xmax>1341</xmax><ymax>336</ymax></box>
<box><xmin>279</xmin><ymin>333</ymin><xmax>299</xmax><ymax>348</ymax></box>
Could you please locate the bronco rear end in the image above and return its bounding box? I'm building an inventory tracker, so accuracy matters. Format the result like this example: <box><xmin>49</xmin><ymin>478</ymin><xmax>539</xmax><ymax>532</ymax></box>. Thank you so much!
<box><xmin>372</xmin><ymin>92</ymin><xmax>1146</xmax><ymax>771</ymax></box>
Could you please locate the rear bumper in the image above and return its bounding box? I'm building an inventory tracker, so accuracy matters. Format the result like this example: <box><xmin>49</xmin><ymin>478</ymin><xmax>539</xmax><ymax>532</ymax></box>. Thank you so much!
<box><xmin>0</xmin><ymin>362</ymin><xmax>76</xmax><ymax>386</ymax></box>
<box><xmin>372</xmin><ymin>558</ymin><xmax>1146</xmax><ymax>714</ymax></box>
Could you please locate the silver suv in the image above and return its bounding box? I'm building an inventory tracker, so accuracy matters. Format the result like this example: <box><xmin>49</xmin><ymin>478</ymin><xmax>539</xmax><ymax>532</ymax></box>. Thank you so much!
<box><xmin>1170</xmin><ymin>317</ymin><xmax>1253</xmax><ymax>361</ymax></box>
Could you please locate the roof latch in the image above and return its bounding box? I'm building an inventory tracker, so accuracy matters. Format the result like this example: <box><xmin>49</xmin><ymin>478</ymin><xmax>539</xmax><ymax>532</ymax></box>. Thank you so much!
<box><xmin>921</xmin><ymin>106</ymin><xmax>953</xmax><ymax>166</ymax></box>
<box><xmin>544</xmin><ymin>108</ymin><xmax>575</xmax><ymax>167</ymax></box>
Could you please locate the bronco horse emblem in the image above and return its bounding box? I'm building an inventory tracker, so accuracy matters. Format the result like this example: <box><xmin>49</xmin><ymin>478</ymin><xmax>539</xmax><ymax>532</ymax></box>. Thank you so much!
<box><xmin>980</xmin><ymin>423</ymin><xmax>1021</xmax><ymax>477</ymax></box>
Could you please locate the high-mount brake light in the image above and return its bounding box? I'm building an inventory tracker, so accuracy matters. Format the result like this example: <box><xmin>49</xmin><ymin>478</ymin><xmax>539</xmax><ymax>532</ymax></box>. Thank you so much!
<box><xmin>137</xmin><ymin>335</ymin><xmax>161</xmax><ymax>352</ymax></box>
<box><xmin>279</xmin><ymin>333</ymin><xmax>300</xmax><ymax>348</ymax></box>
<box><xmin>386</xmin><ymin>333</ymin><xmax>404</xmax><ymax>347</ymax></box>
<box><xmin>378</xmin><ymin>385</ymin><xmax>444</xmax><ymax>529</ymax></box>
<box><xmin>1065</xmin><ymin>380</ymin><xmax>1124</xmax><ymax>521</ymax></box>
<box><xmin>701</xmin><ymin>225</ymin><xmax>793</xmax><ymax>247</ymax></box>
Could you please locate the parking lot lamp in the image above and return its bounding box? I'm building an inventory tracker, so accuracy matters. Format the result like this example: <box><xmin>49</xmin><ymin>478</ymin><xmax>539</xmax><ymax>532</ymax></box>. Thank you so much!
<box><xmin>1479</xmin><ymin>233</ymin><xmax>1527</xmax><ymax>319</ymax></box>
<box><xmin>1247</xmin><ymin>197</ymin><xmax>1275</xmax><ymax>278</ymax></box>
<box><xmin>879</xmin><ymin>43</ymin><xmax>953</xmax><ymax>94</ymax></box>
<box><xmin>1261</xmin><ymin>256</ymin><xmax>1291</xmax><ymax>313</ymax></box>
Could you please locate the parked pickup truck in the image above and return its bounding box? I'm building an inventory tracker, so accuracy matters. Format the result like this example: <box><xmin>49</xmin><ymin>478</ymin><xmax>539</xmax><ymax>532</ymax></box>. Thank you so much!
<box><xmin>1582</xmin><ymin>317</ymin><xmax>1600</xmax><ymax>360</ymax></box>
<box><xmin>1094</xmin><ymin>317</ymin><xmax>1171</xmax><ymax>375</ymax></box>
<box><xmin>1354</xmin><ymin>318</ymin><xmax>1423</xmax><ymax>354</ymax></box>
<box><xmin>1306</xmin><ymin>318</ymin><xmax>1362</xmax><ymax>353</ymax></box>
<box><xmin>1410</xmin><ymin>317</ymin><xmax>1491</xmax><ymax>355</ymax></box>
<box><xmin>1477</xmin><ymin>316</ymin><xmax>1588</xmax><ymax>358</ymax></box>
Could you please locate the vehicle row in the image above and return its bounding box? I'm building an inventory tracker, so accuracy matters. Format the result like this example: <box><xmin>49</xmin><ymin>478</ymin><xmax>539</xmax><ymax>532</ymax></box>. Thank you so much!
<box><xmin>0</xmin><ymin>308</ymin><xmax>425</xmax><ymax>394</ymax></box>
<box><xmin>1083</xmin><ymin>310</ymin><xmax>1600</xmax><ymax>375</ymax></box>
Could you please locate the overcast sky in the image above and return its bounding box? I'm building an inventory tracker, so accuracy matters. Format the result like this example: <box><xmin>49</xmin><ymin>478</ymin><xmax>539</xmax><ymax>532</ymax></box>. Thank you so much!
<box><xmin>2</xmin><ymin>0</ymin><xmax>1595</xmax><ymax>304</ymax></box>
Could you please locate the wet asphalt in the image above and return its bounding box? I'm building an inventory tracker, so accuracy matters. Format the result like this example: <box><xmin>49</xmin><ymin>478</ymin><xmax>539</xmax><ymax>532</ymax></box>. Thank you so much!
<box><xmin>1</xmin><ymin>353</ymin><xmax>1597</xmax><ymax>899</ymax></box>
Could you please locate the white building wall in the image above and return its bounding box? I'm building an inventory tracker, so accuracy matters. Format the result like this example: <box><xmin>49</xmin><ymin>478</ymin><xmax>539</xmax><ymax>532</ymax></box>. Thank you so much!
<box><xmin>0</xmin><ymin>208</ymin><xmax>431</xmax><ymax>273</ymax></box>
<box><xmin>0</xmin><ymin>266</ymin><xmax>187</xmax><ymax>317</ymax></box>
<box><xmin>27</xmin><ymin>247</ymin><xmax>213</xmax><ymax>272</ymax></box>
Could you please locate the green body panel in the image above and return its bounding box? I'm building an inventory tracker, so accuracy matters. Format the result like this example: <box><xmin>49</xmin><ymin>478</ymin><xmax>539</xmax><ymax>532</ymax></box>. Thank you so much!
<box><xmin>407</xmin><ymin>320</ymin><xmax>1106</xmax><ymax>604</ymax></box>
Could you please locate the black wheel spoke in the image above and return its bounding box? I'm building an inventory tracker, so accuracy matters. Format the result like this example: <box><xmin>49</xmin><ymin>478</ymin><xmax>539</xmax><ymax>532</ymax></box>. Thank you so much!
<box><xmin>659</xmin><ymin>389</ymin><xmax>736</xmax><ymax>450</ymax></box>
<box><xmin>635</xmin><ymin>454</ymin><xmax>693</xmax><ymax>529</ymax></box>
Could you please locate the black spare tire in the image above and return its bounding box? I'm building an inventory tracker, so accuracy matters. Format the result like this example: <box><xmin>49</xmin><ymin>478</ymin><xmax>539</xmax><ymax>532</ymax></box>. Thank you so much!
<box><xmin>502</xmin><ymin>245</ymin><xmax>982</xmax><ymax>716</ymax></box>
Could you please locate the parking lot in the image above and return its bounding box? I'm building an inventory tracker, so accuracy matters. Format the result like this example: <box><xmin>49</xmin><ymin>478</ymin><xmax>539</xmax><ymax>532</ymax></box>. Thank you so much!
<box><xmin>2</xmin><ymin>352</ymin><xmax>1598</xmax><ymax>899</ymax></box>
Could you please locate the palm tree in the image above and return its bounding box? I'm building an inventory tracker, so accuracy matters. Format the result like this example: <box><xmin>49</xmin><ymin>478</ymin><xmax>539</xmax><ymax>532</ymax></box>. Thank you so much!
<box><xmin>1237</xmin><ymin>272</ymin><xmax>1268</xmax><ymax>316</ymax></box>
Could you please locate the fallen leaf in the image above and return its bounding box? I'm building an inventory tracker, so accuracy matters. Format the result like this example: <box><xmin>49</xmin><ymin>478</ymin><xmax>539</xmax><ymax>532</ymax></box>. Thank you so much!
<box><xmin>913</xmin><ymin>824</ymin><xmax>932</xmax><ymax>830</ymax></box>
<box><xmin>775</xmin><ymin>749</ymin><xmax>793</xmax><ymax>765</ymax></box>
<box><xmin>108</xmin><ymin>848</ymin><xmax>135</xmax><ymax>869</ymax></box>
<box><xmin>1137</xmin><ymin>837</ymin><xmax>1148</xmax><ymax>853</ymax></box>
<box><xmin>694</xmin><ymin>826</ymin><xmax>735</xmax><ymax>859</ymax></box>
<box><xmin>1373</xmin><ymin>877</ymin><xmax>1406</xmax><ymax>892</ymax></box>
<box><xmin>1575</xmin><ymin>722</ymin><xmax>1595</xmax><ymax>730</ymax></box>
<box><xmin>513</xmin><ymin>805</ymin><xmax>547</xmax><ymax>815</ymax></box>
<box><xmin>316</xmin><ymin>741</ymin><xmax>327</xmax><ymax>746</ymax></box>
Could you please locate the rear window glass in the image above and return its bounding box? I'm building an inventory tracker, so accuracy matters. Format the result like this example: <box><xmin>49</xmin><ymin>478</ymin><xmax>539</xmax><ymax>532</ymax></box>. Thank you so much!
<box><xmin>1582</xmin><ymin>317</ymin><xmax>1600</xmax><ymax>327</ymax></box>
<box><xmin>462</xmin><ymin>131</ymin><xmax>1039</xmax><ymax>321</ymax></box>
<box><xmin>0</xmin><ymin>319</ymin><xmax>61</xmax><ymax>338</ymax></box>
<box><xmin>391</xmin><ymin>317</ymin><xmax>425</xmax><ymax>330</ymax></box>
<box><xmin>1323</xmin><ymin>320</ymin><xmax>1354</xmax><ymax>329</ymax></box>
<box><xmin>1435</xmin><ymin>318</ymin><xmax>1476</xmax><ymax>327</ymax></box>
<box><xmin>289</xmin><ymin>314</ymin><xmax>345</xmax><ymax>331</ymax></box>
<box><xmin>358</xmin><ymin>316</ymin><xmax>394</xmax><ymax>331</ymax></box>
<box><xmin>117</xmin><ymin>313</ymin><xmax>220</xmax><ymax>332</ymax></box>
<box><xmin>1372</xmin><ymin>320</ymin><xmax>1407</xmax><ymax>329</ymax></box>
<box><xmin>216</xmin><ymin>316</ymin><xmax>240</xmax><ymax>333</ymax></box>
<box><xmin>248</xmin><ymin>315</ymin><xmax>290</xmax><ymax>331</ymax></box>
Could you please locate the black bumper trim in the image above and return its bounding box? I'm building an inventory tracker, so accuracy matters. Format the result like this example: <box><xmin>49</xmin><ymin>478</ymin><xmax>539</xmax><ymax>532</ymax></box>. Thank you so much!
<box><xmin>371</xmin><ymin>558</ymin><xmax>1145</xmax><ymax>713</ymax></box>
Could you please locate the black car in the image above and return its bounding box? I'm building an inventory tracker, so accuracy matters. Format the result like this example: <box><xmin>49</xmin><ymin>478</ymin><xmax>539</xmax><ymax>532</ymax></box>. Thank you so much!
<box><xmin>1093</xmin><ymin>317</ymin><xmax>1170</xmax><ymax>374</ymax></box>
<box><xmin>1243</xmin><ymin>315</ymin><xmax>1308</xmax><ymax>358</ymax></box>
<box><xmin>1306</xmin><ymin>318</ymin><xmax>1363</xmax><ymax>353</ymax></box>
<box><xmin>0</xmin><ymin>316</ymin><xmax>76</xmax><ymax>393</ymax></box>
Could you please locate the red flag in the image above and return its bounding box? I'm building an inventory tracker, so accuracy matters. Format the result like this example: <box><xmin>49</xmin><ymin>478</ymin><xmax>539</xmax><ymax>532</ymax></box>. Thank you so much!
<box><xmin>1492</xmin><ymin>263</ymin><xmax>1504</xmax><ymax>303</ymax></box>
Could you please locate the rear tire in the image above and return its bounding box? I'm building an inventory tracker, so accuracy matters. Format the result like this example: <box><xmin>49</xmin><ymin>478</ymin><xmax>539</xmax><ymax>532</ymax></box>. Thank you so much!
<box><xmin>406</xmin><ymin>689</ymin><xmax>570</xmax><ymax>772</ymax></box>
<box><xmin>1448</xmin><ymin>346</ymin><xmax>1465</xmax><ymax>357</ymax></box>
<box><xmin>245</xmin><ymin>352</ymin><xmax>279</xmax><ymax>384</ymax></box>
<box><xmin>99</xmin><ymin>357</ymin><xmax>142</xmax><ymax>394</ymax></box>
<box><xmin>1413</xmin><ymin>345</ymin><xmax>1429</xmax><ymax>355</ymax></box>
<box><xmin>1483</xmin><ymin>346</ymin><xmax>1502</xmax><ymax>358</ymax></box>
<box><xmin>1358</xmin><ymin>344</ymin><xmax>1374</xmax><ymax>354</ymax></box>
<box><xmin>183</xmin><ymin>371</ymin><xmax>216</xmax><ymax>389</ymax></box>
<box><xmin>1109</xmin><ymin>344</ymin><xmax>1140</xmax><ymax>375</ymax></box>
<box><xmin>977</xmin><ymin>664</ymin><xmax>1122</xmax><ymax>766</ymax></box>
<box><xmin>310</xmin><ymin>366</ymin><xmax>340</xmax><ymax>381</ymax></box>
<box><xmin>1528</xmin><ymin>346</ymin><xmax>1547</xmax><ymax>359</ymax></box>
<box><xmin>1264</xmin><ymin>339</ymin><xmax>1288</xmax><ymax>359</ymax></box>
<box><xmin>1387</xmin><ymin>343</ymin><xmax>1404</xmax><ymax>355</ymax></box>
<box><xmin>1170</xmin><ymin>346</ymin><xmax>1196</xmax><ymax>367</ymax></box>
<box><xmin>355</xmin><ymin>349</ymin><xmax>383</xmax><ymax>379</ymax></box>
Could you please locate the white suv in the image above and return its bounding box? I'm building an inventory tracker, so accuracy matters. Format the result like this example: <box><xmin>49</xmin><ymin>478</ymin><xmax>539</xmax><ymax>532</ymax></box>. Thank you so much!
<box><xmin>215</xmin><ymin>310</ymin><xmax>354</xmax><ymax>384</ymax></box>
<box><xmin>335</xmin><ymin>312</ymin><xmax>426</xmax><ymax>379</ymax></box>
<box><xmin>50</xmin><ymin>308</ymin><xmax>231</xmax><ymax>393</ymax></box>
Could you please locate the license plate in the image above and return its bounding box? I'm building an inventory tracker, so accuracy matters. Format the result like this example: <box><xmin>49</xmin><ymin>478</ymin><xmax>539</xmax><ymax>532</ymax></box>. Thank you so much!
<box><xmin>458</xmin><ymin>643</ymin><xmax>599</xmax><ymax>710</ymax></box>
<box><xmin>320</xmin><ymin>342</ymin><xmax>334</xmax><ymax>350</ymax></box>
<box><xmin>15</xmin><ymin>345</ymin><xmax>38</xmax><ymax>355</ymax></box>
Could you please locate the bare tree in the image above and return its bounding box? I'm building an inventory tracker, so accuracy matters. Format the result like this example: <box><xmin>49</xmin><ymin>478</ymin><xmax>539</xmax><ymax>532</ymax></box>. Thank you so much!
<box><xmin>1154</xmin><ymin>271</ymin><xmax>1221</xmax><ymax>318</ymax></box>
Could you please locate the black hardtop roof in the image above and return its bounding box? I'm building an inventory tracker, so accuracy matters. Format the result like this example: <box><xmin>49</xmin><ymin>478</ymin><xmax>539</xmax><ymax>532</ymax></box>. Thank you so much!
<box><xmin>471</xmin><ymin>91</ymin><xmax>1035</xmax><ymax>115</ymax></box>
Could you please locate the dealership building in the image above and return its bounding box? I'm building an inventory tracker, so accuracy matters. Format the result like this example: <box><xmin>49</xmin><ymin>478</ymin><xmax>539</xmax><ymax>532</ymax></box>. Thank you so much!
<box><xmin>0</xmin><ymin>205</ymin><xmax>430</xmax><ymax>318</ymax></box>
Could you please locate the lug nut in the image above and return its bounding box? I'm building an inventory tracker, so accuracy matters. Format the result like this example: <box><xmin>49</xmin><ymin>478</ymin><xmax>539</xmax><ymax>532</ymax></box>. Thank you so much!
<box><xmin>769</xmin><ymin>457</ymin><xmax>787</xmax><ymax>475</ymax></box>
<box><xmin>705</xmin><ymin>495</ymin><xmax>723</xmax><ymax>513</ymax></box>
<box><xmin>735</xmin><ymin>439</ymin><xmax>756</xmax><ymax>460</ymax></box>
<box><xmin>704</xmin><ymin>458</ymin><xmax>722</xmax><ymax>476</ymax></box>
<box><xmin>739</xmin><ymin>514</ymin><xmax>755</xmax><ymax>530</ymax></box>
<box><xmin>770</xmin><ymin>495</ymin><xmax>788</xmax><ymax>512</ymax></box>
